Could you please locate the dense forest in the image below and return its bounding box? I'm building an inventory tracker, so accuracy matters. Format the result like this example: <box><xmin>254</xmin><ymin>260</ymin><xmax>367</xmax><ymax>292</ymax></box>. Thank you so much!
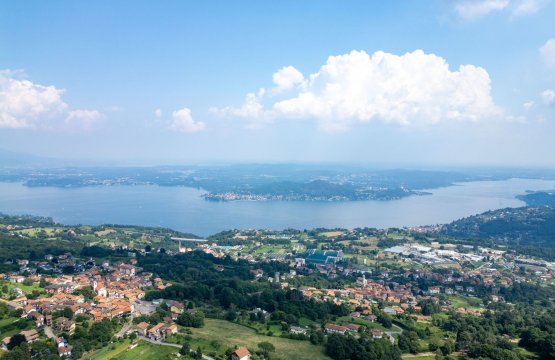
<box><xmin>138</xmin><ymin>252</ymin><xmax>350</xmax><ymax>322</ymax></box>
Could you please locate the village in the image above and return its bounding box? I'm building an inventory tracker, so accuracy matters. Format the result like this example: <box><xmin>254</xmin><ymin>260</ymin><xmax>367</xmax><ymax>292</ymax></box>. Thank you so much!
<box><xmin>1</xmin><ymin>221</ymin><xmax>555</xmax><ymax>360</ymax></box>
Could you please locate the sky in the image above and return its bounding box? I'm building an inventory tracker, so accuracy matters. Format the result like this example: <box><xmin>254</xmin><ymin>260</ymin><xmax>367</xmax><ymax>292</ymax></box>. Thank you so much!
<box><xmin>1</xmin><ymin>0</ymin><xmax>555</xmax><ymax>167</ymax></box>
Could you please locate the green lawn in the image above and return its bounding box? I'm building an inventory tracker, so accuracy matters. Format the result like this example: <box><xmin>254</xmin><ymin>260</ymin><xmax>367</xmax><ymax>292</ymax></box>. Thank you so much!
<box><xmin>0</xmin><ymin>317</ymin><xmax>18</xmax><ymax>328</ymax></box>
<box><xmin>447</xmin><ymin>295</ymin><xmax>482</xmax><ymax>310</ymax></box>
<box><xmin>189</xmin><ymin>319</ymin><xmax>331</xmax><ymax>360</ymax></box>
<box><xmin>88</xmin><ymin>340</ymin><xmax>177</xmax><ymax>360</ymax></box>
<box><xmin>1</xmin><ymin>281</ymin><xmax>46</xmax><ymax>297</ymax></box>
<box><xmin>0</xmin><ymin>317</ymin><xmax>33</xmax><ymax>338</ymax></box>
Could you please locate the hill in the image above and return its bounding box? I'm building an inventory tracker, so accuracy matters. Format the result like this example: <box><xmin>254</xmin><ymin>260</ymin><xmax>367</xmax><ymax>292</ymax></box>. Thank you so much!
<box><xmin>441</xmin><ymin>206</ymin><xmax>555</xmax><ymax>249</ymax></box>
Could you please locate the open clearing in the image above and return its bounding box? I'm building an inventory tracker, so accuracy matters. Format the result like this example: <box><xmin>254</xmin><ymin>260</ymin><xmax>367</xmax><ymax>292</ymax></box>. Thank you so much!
<box><xmin>189</xmin><ymin>319</ymin><xmax>331</xmax><ymax>360</ymax></box>
<box><xmin>88</xmin><ymin>339</ymin><xmax>177</xmax><ymax>360</ymax></box>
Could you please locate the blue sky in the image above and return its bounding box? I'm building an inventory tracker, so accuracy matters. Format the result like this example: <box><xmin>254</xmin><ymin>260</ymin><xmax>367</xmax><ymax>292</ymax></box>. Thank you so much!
<box><xmin>1</xmin><ymin>0</ymin><xmax>555</xmax><ymax>166</ymax></box>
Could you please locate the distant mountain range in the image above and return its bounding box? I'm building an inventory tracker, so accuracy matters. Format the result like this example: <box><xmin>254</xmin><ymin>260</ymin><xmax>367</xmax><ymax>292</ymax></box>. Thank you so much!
<box><xmin>0</xmin><ymin>148</ymin><xmax>65</xmax><ymax>167</ymax></box>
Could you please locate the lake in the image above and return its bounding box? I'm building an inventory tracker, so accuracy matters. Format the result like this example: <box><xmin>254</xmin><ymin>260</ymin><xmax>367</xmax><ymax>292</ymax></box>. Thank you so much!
<box><xmin>0</xmin><ymin>178</ymin><xmax>554</xmax><ymax>236</ymax></box>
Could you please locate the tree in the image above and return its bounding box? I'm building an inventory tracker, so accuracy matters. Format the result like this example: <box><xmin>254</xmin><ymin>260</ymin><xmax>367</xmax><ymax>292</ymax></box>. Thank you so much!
<box><xmin>145</xmin><ymin>244</ymin><xmax>152</xmax><ymax>252</ymax></box>
<box><xmin>195</xmin><ymin>346</ymin><xmax>202</xmax><ymax>360</ymax></box>
<box><xmin>398</xmin><ymin>331</ymin><xmax>421</xmax><ymax>354</ymax></box>
<box><xmin>180</xmin><ymin>341</ymin><xmax>190</xmax><ymax>356</ymax></box>
<box><xmin>7</xmin><ymin>334</ymin><xmax>26</xmax><ymax>350</ymax></box>
<box><xmin>258</xmin><ymin>341</ymin><xmax>275</xmax><ymax>356</ymax></box>
<box><xmin>440</xmin><ymin>339</ymin><xmax>455</xmax><ymax>356</ymax></box>
<box><xmin>177</xmin><ymin>311</ymin><xmax>205</xmax><ymax>328</ymax></box>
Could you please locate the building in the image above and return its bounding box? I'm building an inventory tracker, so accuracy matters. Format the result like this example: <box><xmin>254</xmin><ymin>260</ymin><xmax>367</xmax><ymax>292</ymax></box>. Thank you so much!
<box><xmin>305</xmin><ymin>249</ymin><xmax>343</xmax><ymax>264</ymax></box>
<box><xmin>147</xmin><ymin>323</ymin><xmax>165</xmax><ymax>340</ymax></box>
<box><xmin>54</xmin><ymin>317</ymin><xmax>76</xmax><ymax>335</ymax></box>
<box><xmin>290</xmin><ymin>326</ymin><xmax>308</xmax><ymax>335</ymax></box>
<box><xmin>428</xmin><ymin>286</ymin><xmax>441</xmax><ymax>295</ymax></box>
<box><xmin>170</xmin><ymin>301</ymin><xmax>184</xmax><ymax>314</ymax></box>
<box><xmin>165</xmin><ymin>324</ymin><xmax>178</xmax><ymax>335</ymax></box>
<box><xmin>231</xmin><ymin>347</ymin><xmax>251</xmax><ymax>360</ymax></box>
<box><xmin>20</xmin><ymin>329</ymin><xmax>39</xmax><ymax>343</ymax></box>
<box><xmin>56</xmin><ymin>337</ymin><xmax>72</xmax><ymax>358</ymax></box>
<box><xmin>136</xmin><ymin>322</ymin><xmax>149</xmax><ymax>336</ymax></box>
<box><xmin>9</xmin><ymin>275</ymin><xmax>25</xmax><ymax>284</ymax></box>
<box><xmin>324</xmin><ymin>323</ymin><xmax>348</xmax><ymax>335</ymax></box>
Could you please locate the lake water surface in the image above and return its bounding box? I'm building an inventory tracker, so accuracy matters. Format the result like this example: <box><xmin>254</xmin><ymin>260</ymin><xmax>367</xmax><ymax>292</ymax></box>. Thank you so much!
<box><xmin>1</xmin><ymin>179</ymin><xmax>554</xmax><ymax>236</ymax></box>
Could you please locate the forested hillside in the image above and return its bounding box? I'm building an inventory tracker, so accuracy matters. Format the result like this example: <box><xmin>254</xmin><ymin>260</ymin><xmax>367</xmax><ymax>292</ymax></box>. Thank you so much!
<box><xmin>441</xmin><ymin>206</ymin><xmax>555</xmax><ymax>248</ymax></box>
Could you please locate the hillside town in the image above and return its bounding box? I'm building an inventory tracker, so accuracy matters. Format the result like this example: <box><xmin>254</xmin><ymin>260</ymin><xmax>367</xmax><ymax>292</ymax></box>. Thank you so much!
<box><xmin>2</xmin><ymin>219</ymin><xmax>555</xmax><ymax>360</ymax></box>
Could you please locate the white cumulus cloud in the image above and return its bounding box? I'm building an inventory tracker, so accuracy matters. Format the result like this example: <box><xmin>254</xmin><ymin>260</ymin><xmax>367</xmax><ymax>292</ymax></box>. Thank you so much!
<box><xmin>169</xmin><ymin>107</ymin><xmax>206</xmax><ymax>133</ymax></box>
<box><xmin>0</xmin><ymin>69</ymin><xmax>101</xmax><ymax>130</ymax></box>
<box><xmin>154</xmin><ymin>108</ymin><xmax>162</xmax><ymax>118</ymax></box>
<box><xmin>214</xmin><ymin>49</ymin><xmax>502</xmax><ymax>131</ymax></box>
<box><xmin>0</xmin><ymin>70</ymin><xmax>67</xmax><ymax>128</ymax></box>
<box><xmin>272</xmin><ymin>66</ymin><xmax>304</xmax><ymax>90</ymax></box>
<box><xmin>540</xmin><ymin>39</ymin><xmax>555</xmax><ymax>68</ymax></box>
<box><xmin>542</xmin><ymin>89</ymin><xmax>555</xmax><ymax>105</ymax></box>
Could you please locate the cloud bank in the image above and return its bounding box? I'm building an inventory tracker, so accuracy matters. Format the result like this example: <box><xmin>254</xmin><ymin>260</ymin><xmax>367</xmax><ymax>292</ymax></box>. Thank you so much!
<box><xmin>0</xmin><ymin>70</ymin><xmax>101</xmax><ymax>130</ymax></box>
<box><xmin>213</xmin><ymin>50</ymin><xmax>501</xmax><ymax>131</ymax></box>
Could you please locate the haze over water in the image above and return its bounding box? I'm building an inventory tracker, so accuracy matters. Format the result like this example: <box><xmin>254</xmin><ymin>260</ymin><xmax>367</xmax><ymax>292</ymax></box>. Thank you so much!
<box><xmin>1</xmin><ymin>178</ymin><xmax>554</xmax><ymax>236</ymax></box>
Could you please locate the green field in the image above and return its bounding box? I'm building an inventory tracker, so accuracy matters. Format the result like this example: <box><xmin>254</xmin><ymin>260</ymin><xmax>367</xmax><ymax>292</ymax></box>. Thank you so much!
<box><xmin>88</xmin><ymin>340</ymin><xmax>177</xmax><ymax>360</ymax></box>
<box><xmin>447</xmin><ymin>295</ymin><xmax>483</xmax><ymax>310</ymax></box>
<box><xmin>189</xmin><ymin>319</ymin><xmax>331</xmax><ymax>360</ymax></box>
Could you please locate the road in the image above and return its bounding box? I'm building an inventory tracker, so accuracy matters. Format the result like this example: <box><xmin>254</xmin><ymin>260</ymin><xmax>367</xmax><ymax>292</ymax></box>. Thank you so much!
<box><xmin>43</xmin><ymin>326</ymin><xmax>55</xmax><ymax>339</ymax></box>
<box><xmin>116</xmin><ymin>317</ymin><xmax>134</xmax><ymax>338</ymax></box>
<box><xmin>385</xmin><ymin>323</ymin><xmax>404</xmax><ymax>336</ymax></box>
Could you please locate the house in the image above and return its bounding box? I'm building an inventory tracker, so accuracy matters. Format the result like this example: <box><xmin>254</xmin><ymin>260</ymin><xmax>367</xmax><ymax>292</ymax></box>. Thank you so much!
<box><xmin>324</xmin><ymin>323</ymin><xmax>348</xmax><ymax>335</ymax></box>
<box><xmin>370</xmin><ymin>329</ymin><xmax>384</xmax><ymax>339</ymax></box>
<box><xmin>147</xmin><ymin>323</ymin><xmax>165</xmax><ymax>340</ymax></box>
<box><xmin>170</xmin><ymin>302</ymin><xmax>184</xmax><ymax>314</ymax></box>
<box><xmin>350</xmin><ymin>311</ymin><xmax>361</xmax><ymax>318</ymax></box>
<box><xmin>344</xmin><ymin>324</ymin><xmax>361</xmax><ymax>332</ymax></box>
<box><xmin>17</xmin><ymin>260</ymin><xmax>29</xmax><ymax>267</ymax></box>
<box><xmin>249</xmin><ymin>269</ymin><xmax>264</xmax><ymax>279</ymax></box>
<box><xmin>165</xmin><ymin>324</ymin><xmax>178</xmax><ymax>335</ymax></box>
<box><xmin>119</xmin><ymin>264</ymin><xmax>136</xmax><ymax>276</ymax></box>
<box><xmin>428</xmin><ymin>286</ymin><xmax>441</xmax><ymax>295</ymax></box>
<box><xmin>29</xmin><ymin>312</ymin><xmax>45</xmax><ymax>327</ymax></box>
<box><xmin>231</xmin><ymin>347</ymin><xmax>251</xmax><ymax>360</ymax></box>
<box><xmin>56</xmin><ymin>337</ymin><xmax>72</xmax><ymax>357</ymax></box>
<box><xmin>20</xmin><ymin>329</ymin><xmax>39</xmax><ymax>343</ymax></box>
<box><xmin>9</xmin><ymin>275</ymin><xmax>25</xmax><ymax>284</ymax></box>
<box><xmin>383</xmin><ymin>307</ymin><xmax>397</xmax><ymax>315</ymax></box>
<box><xmin>290</xmin><ymin>326</ymin><xmax>308</xmax><ymax>335</ymax></box>
<box><xmin>136</xmin><ymin>322</ymin><xmax>149</xmax><ymax>336</ymax></box>
<box><xmin>58</xmin><ymin>344</ymin><xmax>73</xmax><ymax>357</ymax></box>
<box><xmin>54</xmin><ymin>317</ymin><xmax>76</xmax><ymax>335</ymax></box>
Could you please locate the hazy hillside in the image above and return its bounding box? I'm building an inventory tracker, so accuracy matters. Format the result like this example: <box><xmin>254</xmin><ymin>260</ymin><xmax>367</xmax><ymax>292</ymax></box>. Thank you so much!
<box><xmin>441</xmin><ymin>206</ymin><xmax>555</xmax><ymax>248</ymax></box>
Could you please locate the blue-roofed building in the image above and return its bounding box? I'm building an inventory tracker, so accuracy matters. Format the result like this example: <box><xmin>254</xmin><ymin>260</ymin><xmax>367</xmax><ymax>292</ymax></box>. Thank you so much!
<box><xmin>305</xmin><ymin>249</ymin><xmax>343</xmax><ymax>264</ymax></box>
